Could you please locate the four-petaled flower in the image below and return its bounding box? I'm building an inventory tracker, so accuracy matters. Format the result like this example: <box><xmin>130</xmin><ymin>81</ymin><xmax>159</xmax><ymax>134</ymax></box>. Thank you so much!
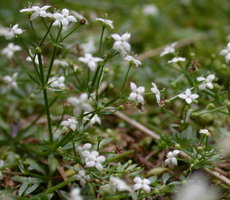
<box><xmin>74</xmin><ymin>170</ymin><xmax>90</xmax><ymax>186</ymax></box>
<box><xmin>125</xmin><ymin>55</ymin><xmax>142</xmax><ymax>67</ymax></box>
<box><xmin>85</xmin><ymin>150</ymin><xmax>106</xmax><ymax>171</ymax></box>
<box><xmin>111</xmin><ymin>33</ymin><xmax>131</xmax><ymax>57</ymax></box>
<box><xmin>220</xmin><ymin>42</ymin><xmax>230</xmax><ymax>63</ymax></box>
<box><xmin>160</xmin><ymin>42</ymin><xmax>177</xmax><ymax>57</ymax></box>
<box><xmin>199</xmin><ymin>129</ymin><xmax>211</xmax><ymax>137</ymax></box>
<box><xmin>128</xmin><ymin>82</ymin><xmax>145</xmax><ymax>104</ymax></box>
<box><xmin>3</xmin><ymin>73</ymin><xmax>18</xmax><ymax>89</ymax></box>
<box><xmin>1</xmin><ymin>43</ymin><xmax>21</xmax><ymax>58</ymax></box>
<box><xmin>79</xmin><ymin>53</ymin><xmax>103</xmax><ymax>71</ymax></box>
<box><xmin>197</xmin><ymin>74</ymin><xmax>215</xmax><ymax>90</ymax></box>
<box><xmin>95</xmin><ymin>18</ymin><xmax>114</xmax><ymax>29</ymax></box>
<box><xmin>165</xmin><ymin>150</ymin><xmax>180</xmax><ymax>166</ymax></box>
<box><xmin>168</xmin><ymin>57</ymin><xmax>186</xmax><ymax>63</ymax></box>
<box><xmin>53</xmin><ymin>8</ymin><xmax>77</xmax><ymax>29</ymax></box>
<box><xmin>178</xmin><ymin>89</ymin><xmax>199</xmax><ymax>104</ymax></box>
<box><xmin>68</xmin><ymin>94</ymin><xmax>92</xmax><ymax>116</ymax></box>
<box><xmin>48</xmin><ymin>76</ymin><xmax>65</xmax><ymax>90</ymax></box>
<box><xmin>20</xmin><ymin>5</ymin><xmax>52</xmax><ymax>20</ymax></box>
<box><xmin>60</xmin><ymin>118</ymin><xmax>78</xmax><ymax>131</ymax></box>
<box><xmin>133</xmin><ymin>177</ymin><xmax>151</xmax><ymax>193</ymax></box>
<box><xmin>151</xmin><ymin>83</ymin><xmax>161</xmax><ymax>105</ymax></box>
<box><xmin>5</xmin><ymin>24</ymin><xmax>23</xmax><ymax>40</ymax></box>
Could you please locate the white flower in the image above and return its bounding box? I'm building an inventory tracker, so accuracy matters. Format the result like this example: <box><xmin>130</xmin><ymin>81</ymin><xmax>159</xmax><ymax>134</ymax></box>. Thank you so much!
<box><xmin>53</xmin><ymin>8</ymin><xmax>77</xmax><ymax>29</ymax></box>
<box><xmin>79</xmin><ymin>53</ymin><xmax>103</xmax><ymax>71</ymax></box>
<box><xmin>74</xmin><ymin>170</ymin><xmax>90</xmax><ymax>186</ymax></box>
<box><xmin>1</xmin><ymin>43</ymin><xmax>21</xmax><ymax>58</ymax></box>
<box><xmin>0</xmin><ymin>25</ymin><xmax>9</xmax><ymax>37</ymax></box>
<box><xmin>67</xmin><ymin>93</ymin><xmax>92</xmax><ymax>116</ymax></box>
<box><xmin>178</xmin><ymin>89</ymin><xmax>199</xmax><ymax>104</ymax></box>
<box><xmin>48</xmin><ymin>76</ymin><xmax>65</xmax><ymax>89</ymax></box>
<box><xmin>111</xmin><ymin>33</ymin><xmax>131</xmax><ymax>57</ymax></box>
<box><xmin>142</xmin><ymin>4</ymin><xmax>159</xmax><ymax>16</ymax></box>
<box><xmin>76</xmin><ymin>143</ymin><xmax>92</xmax><ymax>158</ymax></box>
<box><xmin>168</xmin><ymin>57</ymin><xmax>186</xmax><ymax>63</ymax></box>
<box><xmin>199</xmin><ymin>129</ymin><xmax>211</xmax><ymax>137</ymax></box>
<box><xmin>197</xmin><ymin>74</ymin><xmax>215</xmax><ymax>90</ymax></box>
<box><xmin>26</xmin><ymin>53</ymin><xmax>43</xmax><ymax>65</ymax></box>
<box><xmin>110</xmin><ymin>176</ymin><xmax>131</xmax><ymax>192</ymax></box>
<box><xmin>174</xmin><ymin>172</ymin><xmax>220</xmax><ymax>200</ymax></box>
<box><xmin>69</xmin><ymin>188</ymin><xmax>83</xmax><ymax>200</ymax></box>
<box><xmin>5</xmin><ymin>24</ymin><xmax>23</xmax><ymax>40</ymax></box>
<box><xmin>20</xmin><ymin>5</ymin><xmax>52</xmax><ymax>20</ymax></box>
<box><xmin>220</xmin><ymin>42</ymin><xmax>230</xmax><ymax>63</ymax></box>
<box><xmin>160</xmin><ymin>42</ymin><xmax>177</xmax><ymax>57</ymax></box>
<box><xmin>151</xmin><ymin>83</ymin><xmax>161</xmax><ymax>104</ymax></box>
<box><xmin>61</xmin><ymin>118</ymin><xmax>78</xmax><ymax>131</ymax></box>
<box><xmin>85</xmin><ymin>150</ymin><xmax>106</xmax><ymax>171</ymax></box>
<box><xmin>71</xmin><ymin>10</ymin><xmax>86</xmax><ymax>22</ymax></box>
<box><xmin>133</xmin><ymin>177</ymin><xmax>151</xmax><ymax>193</ymax></box>
<box><xmin>125</xmin><ymin>55</ymin><xmax>142</xmax><ymax>67</ymax></box>
<box><xmin>3</xmin><ymin>73</ymin><xmax>18</xmax><ymax>89</ymax></box>
<box><xmin>95</xmin><ymin>18</ymin><xmax>114</xmax><ymax>29</ymax></box>
<box><xmin>84</xmin><ymin>113</ymin><xmax>101</xmax><ymax>126</ymax></box>
<box><xmin>128</xmin><ymin>82</ymin><xmax>145</xmax><ymax>104</ymax></box>
<box><xmin>53</xmin><ymin>59</ymin><xmax>69</xmax><ymax>67</ymax></box>
<box><xmin>165</xmin><ymin>150</ymin><xmax>180</xmax><ymax>166</ymax></box>
<box><xmin>80</xmin><ymin>37</ymin><xmax>96</xmax><ymax>54</ymax></box>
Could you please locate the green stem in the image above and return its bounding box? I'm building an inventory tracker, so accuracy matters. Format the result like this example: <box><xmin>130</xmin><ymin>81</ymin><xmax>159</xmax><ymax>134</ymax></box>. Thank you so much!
<box><xmin>40</xmin><ymin>22</ymin><xmax>53</xmax><ymax>47</ymax></box>
<box><xmin>121</xmin><ymin>63</ymin><xmax>131</xmax><ymax>91</ymax></box>
<box><xmin>45</xmin><ymin>176</ymin><xmax>75</xmax><ymax>194</ymax></box>
<box><xmin>99</xmin><ymin>26</ymin><xmax>105</xmax><ymax>55</ymax></box>
<box><xmin>46</xmin><ymin>46</ymin><xmax>57</xmax><ymax>83</ymax></box>
<box><xmin>59</xmin><ymin>24</ymin><xmax>81</xmax><ymax>42</ymax></box>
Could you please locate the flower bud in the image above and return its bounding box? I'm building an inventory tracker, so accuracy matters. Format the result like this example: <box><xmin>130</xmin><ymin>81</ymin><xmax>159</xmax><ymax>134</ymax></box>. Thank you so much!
<box><xmin>35</xmin><ymin>47</ymin><xmax>42</xmax><ymax>54</ymax></box>
<box><xmin>207</xmin><ymin>103</ymin><xmax>215</xmax><ymax>110</ymax></box>
<box><xmin>175</xmin><ymin>143</ymin><xmax>181</xmax><ymax>149</ymax></box>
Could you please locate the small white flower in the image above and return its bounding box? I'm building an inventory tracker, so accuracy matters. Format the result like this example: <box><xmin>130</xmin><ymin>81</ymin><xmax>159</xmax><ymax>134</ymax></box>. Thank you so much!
<box><xmin>84</xmin><ymin>113</ymin><xmax>101</xmax><ymax>126</ymax></box>
<box><xmin>165</xmin><ymin>150</ymin><xmax>180</xmax><ymax>166</ymax></box>
<box><xmin>67</xmin><ymin>93</ymin><xmax>92</xmax><ymax>116</ymax></box>
<box><xmin>160</xmin><ymin>42</ymin><xmax>177</xmax><ymax>57</ymax></box>
<box><xmin>142</xmin><ymin>4</ymin><xmax>159</xmax><ymax>16</ymax></box>
<box><xmin>125</xmin><ymin>55</ymin><xmax>142</xmax><ymax>67</ymax></box>
<box><xmin>20</xmin><ymin>5</ymin><xmax>52</xmax><ymax>20</ymax></box>
<box><xmin>54</xmin><ymin>59</ymin><xmax>69</xmax><ymax>67</ymax></box>
<box><xmin>111</xmin><ymin>33</ymin><xmax>131</xmax><ymax>57</ymax></box>
<box><xmin>61</xmin><ymin>118</ymin><xmax>78</xmax><ymax>131</ymax></box>
<box><xmin>80</xmin><ymin>37</ymin><xmax>96</xmax><ymax>54</ymax></box>
<box><xmin>3</xmin><ymin>73</ymin><xmax>18</xmax><ymax>89</ymax></box>
<box><xmin>74</xmin><ymin>170</ymin><xmax>90</xmax><ymax>186</ymax></box>
<box><xmin>220</xmin><ymin>42</ymin><xmax>230</xmax><ymax>63</ymax></box>
<box><xmin>197</xmin><ymin>74</ymin><xmax>215</xmax><ymax>90</ymax></box>
<box><xmin>69</xmin><ymin>188</ymin><xmax>83</xmax><ymax>200</ymax></box>
<box><xmin>151</xmin><ymin>83</ymin><xmax>161</xmax><ymax>104</ymax></box>
<box><xmin>95</xmin><ymin>18</ymin><xmax>114</xmax><ymax>29</ymax></box>
<box><xmin>199</xmin><ymin>129</ymin><xmax>211</xmax><ymax>137</ymax></box>
<box><xmin>128</xmin><ymin>82</ymin><xmax>145</xmax><ymax>104</ymax></box>
<box><xmin>79</xmin><ymin>53</ymin><xmax>103</xmax><ymax>71</ymax></box>
<box><xmin>168</xmin><ymin>57</ymin><xmax>186</xmax><ymax>63</ymax></box>
<box><xmin>48</xmin><ymin>76</ymin><xmax>65</xmax><ymax>89</ymax></box>
<box><xmin>85</xmin><ymin>150</ymin><xmax>106</xmax><ymax>171</ymax></box>
<box><xmin>26</xmin><ymin>53</ymin><xmax>43</xmax><ymax>65</ymax></box>
<box><xmin>0</xmin><ymin>25</ymin><xmax>9</xmax><ymax>37</ymax></box>
<box><xmin>76</xmin><ymin>143</ymin><xmax>92</xmax><ymax>158</ymax></box>
<box><xmin>1</xmin><ymin>43</ymin><xmax>21</xmax><ymax>58</ymax></box>
<box><xmin>71</xmin><ymin>10</ymin><xmax>86</xmax><ymax>22</ymax></box>
<box><xmin>5</xmin><ymin>24</ymin><xmax>23</xmax><ymax>40</ymax></box>
<box><xmin>178</xmin><ymin>89</ymin><xmax>199</xmax><ymax>104</ymax></box>
<box><xmin>53</xmin><ymin>8</ymin><xmax>77</xmax><ymax>29</ymax></box>
<box><xmin>133</xmin><ymin>177</ymin><xmax>151</xmax><ymax>193</ymax></box>
<box><xmin>110</xmin><ymin>176</ymin><xmax>131</xmax><ymax>192</ymax></box>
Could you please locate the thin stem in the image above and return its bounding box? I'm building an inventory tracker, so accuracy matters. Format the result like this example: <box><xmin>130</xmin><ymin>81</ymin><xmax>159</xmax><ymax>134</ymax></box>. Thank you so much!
<box><xmin>121</xmin><ymin>64</ymin><xmax>131</xmax><ymax>91</ymax></box>
<box><xmin>42</xmin><ymin>18</ymin><xmax>54</xmax><ymax>41</ymax></box>
<box><xmin>40</xmin><ymin>22</ymin><xmax>53</xmax><ymax>47</ymax></box>
<box><xmin>29</xmin><ymin>17</ymin><xmax>38</xmax><ymax>43</ymax></box>
<box><xmin>46</xmin><ymin>46</ymin><xmax>57</xmax><ymax>83</ymax></box>
<box><xmin>59</xmin><ymin>23</ymin><xmax>81</xmax><ymax>42</ymax></box>
<box><xmin>99</xmin><ymin>26</ymin><xmax>105</xmax><ymax>55</ymax></box>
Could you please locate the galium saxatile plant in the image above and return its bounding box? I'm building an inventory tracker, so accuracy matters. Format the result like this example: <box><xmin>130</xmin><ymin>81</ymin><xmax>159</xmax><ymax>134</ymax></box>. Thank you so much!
<box><xmin>0</xmin><ymin>2</ymin><xmax>229</xmax><ymax>200</ymax></box>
